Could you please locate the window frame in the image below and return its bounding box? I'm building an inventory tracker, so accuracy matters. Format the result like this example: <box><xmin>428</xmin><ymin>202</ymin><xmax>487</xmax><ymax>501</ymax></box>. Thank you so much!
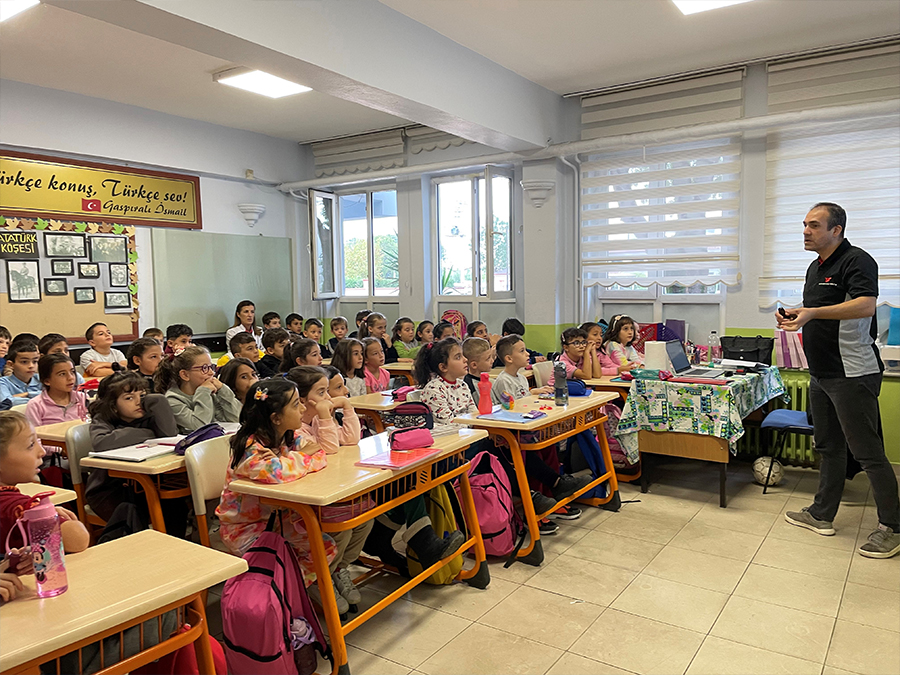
<box><xmin>309</xmin><ymin>188</ymin><xmax>339</xmax><ymax>300</ymax></box>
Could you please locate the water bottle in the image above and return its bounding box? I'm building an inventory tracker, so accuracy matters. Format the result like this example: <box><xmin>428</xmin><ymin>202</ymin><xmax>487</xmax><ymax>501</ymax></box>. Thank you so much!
<box><xmin>554</xmin><ymin>362</ymin><xmax>568</xmax><ymax>407</ymax></box>
<box><xmin>477</xmin><ymin>373</ymin><xmax>493</xmax><ymax>415</ymax></box>
<box><xmin>707</xmin><ymin>331</ymin><xmax>722</xmax><ymax>366</ymax></box>
<box><xmin>4</xmin><ymin>492</ymin><xmax>68</xmax><ymax>598</ymax></box>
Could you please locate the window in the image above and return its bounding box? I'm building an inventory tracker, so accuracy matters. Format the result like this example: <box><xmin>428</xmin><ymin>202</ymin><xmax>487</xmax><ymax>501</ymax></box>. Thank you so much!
<box><xmin>436</xmin><ymin>169</ymin><xmax>513</xmax><ymax>297</ymax></box>
<box><xmin>339</xmin><ymin>189</ymin><xmax>399</xmax><ymax>297</ymax></box>
<box><xmin>309</xmin><ymin>189</ymin><xmax>337</xmax><ymax>299</ymax></box>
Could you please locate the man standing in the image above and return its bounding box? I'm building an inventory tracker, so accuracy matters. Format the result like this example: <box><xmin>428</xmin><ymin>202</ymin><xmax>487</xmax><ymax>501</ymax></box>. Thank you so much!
<box><xmin>777</xmin><ymin>202</ymin><xmax>899</xmax><ymax>559</ymax></box>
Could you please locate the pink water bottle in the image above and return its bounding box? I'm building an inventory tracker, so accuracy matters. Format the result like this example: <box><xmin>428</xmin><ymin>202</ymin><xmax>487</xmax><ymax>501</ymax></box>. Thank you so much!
<box><xmin>5</xmin><ymin>492</ymin><xmax>68</xmax><ymax>597</ymax></box>
<box><xmin>478</xmin><ymin>373</ymin><xmax>493</xmax><ymax>415</ymax></box>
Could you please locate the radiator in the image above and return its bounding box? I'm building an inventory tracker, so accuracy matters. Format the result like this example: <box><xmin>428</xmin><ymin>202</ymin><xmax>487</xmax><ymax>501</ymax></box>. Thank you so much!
<box><xmin>736</xmin><ymin>370</ymin><xmax>816</xmax><ymax>466</ymax></box>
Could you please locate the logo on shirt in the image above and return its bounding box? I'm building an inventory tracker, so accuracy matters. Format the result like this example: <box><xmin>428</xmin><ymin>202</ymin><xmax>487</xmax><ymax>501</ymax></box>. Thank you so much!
<box><xmin>825</xmin><ymin>277</ymin><xmax>832</xmax><ymax>283</ymax></box>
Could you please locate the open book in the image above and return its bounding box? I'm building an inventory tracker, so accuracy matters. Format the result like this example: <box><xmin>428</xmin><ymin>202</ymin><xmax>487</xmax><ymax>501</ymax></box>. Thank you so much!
<box><xmin>88</xmin><ymin>435</ymin><xmax>185</xmax><ymax>462</ymax></box>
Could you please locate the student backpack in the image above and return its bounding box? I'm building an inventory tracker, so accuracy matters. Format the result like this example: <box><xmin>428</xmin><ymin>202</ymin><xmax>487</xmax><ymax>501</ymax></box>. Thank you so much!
<box><xmin>440</xmin><ymin>310</ymin><xmax>468</xmax><ymax>340</ymax></box>
<box><xmin>406</xmin><ymin>484</ymin><xmax>466</xmax><ymax>585</ymax></box>
<box><xmin>221</xmin><ymin>514</ymin><xmax>331</xmax><ymax>675</ymax></box>
<box><xmin>455</xmin><ymin>451</ymin><xmax>523</xmax><ymax>559</ymax></box>
<box><xmin>564</xmin><ymin>430</ymin><xmax>612</xmax><ymax>500</ymax></box>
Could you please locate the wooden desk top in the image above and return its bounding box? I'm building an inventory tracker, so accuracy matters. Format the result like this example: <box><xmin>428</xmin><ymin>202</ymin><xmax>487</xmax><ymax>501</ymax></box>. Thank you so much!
<box><xmin>384</xmin><ymin>362</ymin><xmax>413</xmax><ymax>371</ymax></box>
<box><xmin>35</xmin><ymin>420</ymin><xmax>86</xmax><ymax>443</ymax></box>
<box><xmin>0</xmin><ymin>530</ymin><xmax>247</xmax><ymax>672</ymax></box>
<box><xmin>583</xmin><ymin>376</ymin><xmax>632</xmax><ymax>390</ymax></box>
<box><xmin>348</xmin><ymin>393</ymin><xmax>400</xmax><ymax>411</ymax></box>
<box><xmin>81</xmin><ymin>452</ymin><xmax>186</xmax><ymax>475</ymax></box>
<box><xmin>229</xmin><ymin>429</ymin><xmax>487</xmax><ymax>507</ymax></box>
<box><xmin>15</xmin><ymin>483</ymin><xmax>77</xmax><ymax>505</ymax></box>
<box><xmin>454</xmin><ymin>391</ymin><xmax>617</xmax><ymax>431</ymax></box>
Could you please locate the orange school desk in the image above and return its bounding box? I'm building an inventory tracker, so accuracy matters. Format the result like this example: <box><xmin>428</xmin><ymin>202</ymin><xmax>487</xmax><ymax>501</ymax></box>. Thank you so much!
<box><xmin>347</xmin><ymin>393</ymin><xmax>400</xmax><ymax>433</ymax></box>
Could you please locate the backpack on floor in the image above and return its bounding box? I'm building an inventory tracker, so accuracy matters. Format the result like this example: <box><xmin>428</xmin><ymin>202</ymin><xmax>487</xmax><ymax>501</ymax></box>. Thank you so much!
<box><xmin>564</xmin><ymin>430</ymin><xmax>611</xmax><ymax>500</ymax></box>
<box><xmin>455</xmin><ymin>451</ymin><xmax>523</xmax><ymax>558</ymax></box>
<box><xmin>600</xmin><ymin>403</ymin><xmax>631</xmax><ymax>468</ymax></box>
<box><xmin>406</xmin><ymin>484</ymin><xmax>466</xmax><ymax>585</ymax></box>
<box><xmin>221</xmin><ymin>514</ymin><xmax>331</xmax><ymax>675</ymax></box>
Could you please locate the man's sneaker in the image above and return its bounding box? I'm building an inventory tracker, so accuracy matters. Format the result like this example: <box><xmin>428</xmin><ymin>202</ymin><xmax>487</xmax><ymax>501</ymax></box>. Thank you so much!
<box><xmin>308</xmin><ymin>581</ymin><xmax>349</xmax><ymax>617</ymax></box>
<box><xmin>530</xmin><ymin>490</ymin><xmax>557</xmax><ymax>517</ymax></box>
<box><xmin>858</xmin><ymin>524</ymin><xmax>900</xmax><ymax>559</ymax></box>
<box><xmin>784</xmin><ymin>508</ymin><xmax>836</xmax><ymax>536</ymax></box>
<box><xmin>538</xmin><ymin>519</ymin><xmax>559</xmax><ymax>536</ymax></box>
<box><xmin>332</xmin><ymin>567</ymin><xmax>361</xmax><ymax>606</ymax></box>
<box><xmin>549</xmin><ymin>504</ymin><xmax>582</xmax><ymax>520</ymax></box>
<box><xmin>552</xmin><ymin>473</ymin><xmax>593</xmax><ymax>501</ymax></box>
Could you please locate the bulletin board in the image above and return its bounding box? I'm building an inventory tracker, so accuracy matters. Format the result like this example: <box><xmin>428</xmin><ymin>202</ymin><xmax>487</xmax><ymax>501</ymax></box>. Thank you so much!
<box><xmin>0</xmin><ymin>216</ymin><xmax>139</xmax><ymax>344</ymax></box>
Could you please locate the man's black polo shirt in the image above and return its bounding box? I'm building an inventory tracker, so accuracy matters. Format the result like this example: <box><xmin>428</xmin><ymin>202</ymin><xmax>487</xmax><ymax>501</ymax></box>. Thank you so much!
<box><xmin>802</xmin><ymin>238</ymin><xmax>883</xmax><ymax>379</ymax></box>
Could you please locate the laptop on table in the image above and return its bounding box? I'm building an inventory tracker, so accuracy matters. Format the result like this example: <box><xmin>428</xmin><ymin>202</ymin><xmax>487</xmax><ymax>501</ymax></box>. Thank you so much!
<box><xmin>664</xmin><ymin>340</ymin><xmax>727</xmax><ymax>379</ymax></box>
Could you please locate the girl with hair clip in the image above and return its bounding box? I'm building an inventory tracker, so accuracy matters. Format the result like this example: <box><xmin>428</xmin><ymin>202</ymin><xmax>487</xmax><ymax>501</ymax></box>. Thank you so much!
<box><xmin>390</xmin><ymin>317</ymin><xmax>419</xmax><ymax>361</ymax></box>
<box><xmin>357</xmin><ymin>312</ymin><xmax>396</xmax><ymax>364</ymax></box>
<box><xmin>600</xmin><ymin>314</ymin><xmax>643</xmax><ymax>372</ymax></box>
<box><xmin>332</xmin><ymin>338</ymin><xmax>366</xmax><ymax>398</ymax></box>
<box><xmin>286</xmin><ymin>366</ymin><xmax>369</xmax><ymax>613</ymax></box>
<box><xmin>156</xmin><ymin>345</ymin><xmax>241</xmax><ymax>433</ymax></box>
<box><xmin>215</xmin><ymin>379</ymin><xmax>337</xmax><ymax>605</ymax></box>
<box><xmin>414</xmin><ymin>338</ymin><xmax>477</xmax><ymax>426</ymax></box>
<box><xmin>225</xmin><ymin>300</ymin><xmax>263</xmax><ymax>349</ymax></box>
<box><xmin>280</xmin><ymin>338</ymin><xmax>323</xmax><ymax>371</ymax></box>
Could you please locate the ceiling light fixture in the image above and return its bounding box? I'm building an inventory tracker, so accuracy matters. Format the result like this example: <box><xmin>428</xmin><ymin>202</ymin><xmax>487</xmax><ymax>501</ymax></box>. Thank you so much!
<box><xmin>672</xmin><ymin>0</ymin><xmax>755</xmax><ymax>15</ymax></box>
<box><xmin>0</xmin><ymin>0</ymin><xmax>39</xmax><ymax>23</ymax></box>
<box><xmin>214</xmin><ymin>68</ymin><xmax>311</xmax><ymax>99</ymax></box>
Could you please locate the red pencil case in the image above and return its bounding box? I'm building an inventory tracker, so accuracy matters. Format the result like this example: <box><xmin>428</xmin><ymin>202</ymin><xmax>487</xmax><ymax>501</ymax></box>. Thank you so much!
<box><xmin>389</xmin><ymin>426</ymin><xmax>434</xmax><ymax>450</ymax></box>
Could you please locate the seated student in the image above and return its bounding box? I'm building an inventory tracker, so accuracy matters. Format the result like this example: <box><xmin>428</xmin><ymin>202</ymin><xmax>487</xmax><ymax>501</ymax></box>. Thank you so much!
<box><xmin>164</xmin><ymin>323</ymin><xmax>193</xmax><ymax>355</ymax></box>
<box><xmin>79</xmin><ymin>323</ymin><xmax>127</xmax><ymax>377</ymax></box>
<box><xmin>258</xmin><ymin>328</ymin><xmax>290</xmax><ymax>378</ymax></box>
<box><xmin>492</xmin><ymin>335</ymin><xmax>555</xmax><ymax>403</ymax></box>
<box><xmin>461</xmin><ymin>337</ymin><xmax>494</xmax><ymax>405</ymax></box>
<box><xmin>327</xmin><ymin>316</ymin><xmax>349</xmax><ymax>355</ymax></box>
<box><xmin>216</xmin><ymin>379</ymin><xmax>334</xmax><ymax>592</ymax></box>
<box><xmin>332</xmin><ymin>338</ymin><xmax>366</xmax><ymax>398</ymax></box>
<box><xmin>578</xmin><ymin>321</ymin><xmax>625</xmax><ymax>376</ymax></box>
<box><xmin>156</xmin><ymin>345</ymin><xmax>241</xmax><ymax>433</ymax></box>
<box><xmin>0</xmin><ymin>326</ymin><xmax>10</xmax><ymax>374</ymax></box>
<box><xmin>225</xmin><ymin>300</ymin><xmax>263</xmax><ymax>350</ymax></box>
<box><xmin>390</xmin><ymin>317</ymin><xmax>420</xmax><ymax>361</ymax></box>
<box><xmin>348</xmin><ymin>309</ymin><xmax>371</xmax><ymax>340</ymax></box>
<box><xmin>25</xmin><ymin>354</ymin><xmax>88</xmax><ymax>426</ymax></box>
<box><xmin>218</xmin><ymin>332</ymin><xmax>262</xmax><ymax>369</ymax></box>
<box><xmin>547</xmin><ymin>327</ymin><xmax>604</xmax><ymax>387</ymax></box>
<box><xmin>217</xmin><ymin>357</ymin><xmax>259</xmax><ymax>406</ymax></box>
<box><xmin>467</xmin><ymin>320</ymin><xmax>500</xmax><ymax>347</ymax></box>
<box><xmin>87</xmin><ymin>371</ymin><xmax>189</xmax><ymax>536</ymax></box>
<box><xmin>600</xmin><ymin>315</ymin><xmax>644</xmax><ymax>371</ymax></box>
<box><xmin>126</xmin><ymin>337</ymin><xmax>164</xmax><ymax>390</ymax></box>
<box><xmin>0</xmin><ymin>341</ymin><xmax>41</xmax><ymax>407</ymax></box>
<box><xmin>285</xmin><ymin>312</ymin><xmax>305</xmax><ymax>339</ymax></box>
<box><xmin>433</xmin><ymin>321</ymin><xmax>456</xmax><ymax>342</ymax></box>
<box><xmin>142</xmin><ymin>327</ymin><xmax>165</xmax><ymax>343</ymax></box>
<box><xmin>38</xmin><ymin>333</ymin><xmax>85</xmax><ymax>386</ymax></box>
<box><xmin>361</xmin><ymin>337</ymin><xmax>390</xmax><ymax>393</ymax></box>
<box><xmin>303</xmin><ymin>318</ymin><xmax>332</xmax><ymax>359</ymax></box>
<box><xmin>286</xmin><ymin>366</ymin><xmax>368</xmax><ymax>612</ymax></box>
<box><xmin>358</xmin><ymin>312</ymin><xmax>396</xmax><ymax>364</ymax></box>
<box><xmin>492</xmin><ymin>318</ymin><xmax>547</xmax><ymax>366</ymax></box>
<box><xmin>2</xmin><ymin>334</ymin><xmax>39</xmax><ymax>379</ymax></box>
<box><xmin>262</xmin><ymin>311</ymin><xmax>282</xmax><ymax>330</ymax></box>
<box><xmin>416</xmin><ymin>320</ymin><xmax>434</xmax><ymax>347</ymax></box>
<box><xmin>281</xmin><ymin>338</ymin><xmax>323</xmax><ymax>371</ymax></box>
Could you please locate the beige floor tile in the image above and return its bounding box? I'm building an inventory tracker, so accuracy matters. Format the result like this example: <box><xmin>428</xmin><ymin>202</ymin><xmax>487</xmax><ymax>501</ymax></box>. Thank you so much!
<box><xmin>418</xmin><ymin>623</ymin><xmax>562</xmax><ymax>675</ymax></box>
<box><xmin>618</xmin><ymin>492</ymin><xmax>706</xmax><ymax>522</ymax></box>
<box><xmin>545</xmin><ymin>651</ymin><xmax>636</xmax><ymax>675</ymax></box>
<box><xmin>719</xmin><ymin>492</ymin><xmax>791</xmax><ymax>514</ymax></box>
<box><xmin>847</xmin><ymin>553</ymin><xmax>900</xmax><ymax>591</ymax></box>
<box><xmin>525</xmin><ymin>552</ymin><xmax>636</xmax><ymax>606</ymax></box>
<box><xmin>642</xmin><ymin>547</ymin><xmax>749</xmax><ymax>594</ymax></box>
<box><xmin>838</xmin><ymin>581</ymin><xmax>900</xmax><ymax>632</ymax></box>
<box><xmin>822</xmin><ymin>666</ymin><xmax>862</xmax><ymax>675</ymax></box>
<box><xmin>539</xmin><ymin>521</ymin><xmax>592</xmax><ymax>557</ymax></box>
<box><xmin>767</xmin><ymin>515</ymin><xmax>862</xmax><ymax>552</ymax></box>
<box><xmin>827</xmin><ymin>619</ymin><xmax>900</xmax><ymax>675</ymax></box>
<box><xmin>692</xmin><ymin>501</ymin><xmax>779</xmax><ymax>536</ymax></box>
<box><xmin>610</xmin><ymin>574</ymin><xmax>729</xmax><ymax>633</ymax></box>
<box><xmin>645</xmin><ymin>482</ymin><xmax>717</xmax><ymax>504</ymax></box>
<box><xmin>565</xmin><ymin>530</ymin><xmax>663</xmax><ymax>572</ymax></box>
<box><xmin>595</xmin><ymin>511</ymin><xmax>689</xmax><ymax>545</ymax></box>
<box><xmin>488</xmin><ymin>549</ymin><xmax>560</xmax><ymax>585</ymax></box>
<box><xmin>686</xmin><ymin>636</ymin><xmax>824</xmax><ymax>675</ymax></box>
<box><xmin>570</xmin><ymin>608</ymin><xmax>703</xmax><ymax>675</ymax></box>
<box><xmin>753</xmin><ymin>537</ymin><xmax>852</xmax><ymax>581</ymax></box>
<box><xmin>668</xmin><ymin>520</ymin><xmax>764</xmax><ymax>562</ymax></box>
<box><xmin>734</xmin><ymin>563</ymin><xmax>844</xmax><ymax>617</ymax></box>
<box><xmin>860</xmin><ymin>505</ymin><xmax>880</xmax><ymax>531</ymax></box>
<box><xmin>478</xmin><ymin>585</ymin><xmax>604</xmax><ymax>650</ymax></box>
<box><xmin>345</xmin><ymin>596</ymin><xmax>470</xmax><ymax>668</ymax></box>
<box><xmin>342</xmin><ymin>646</ymin><xmax>411</xmax><ymax>675</ymax></box>
<box><xmin>711</xmin><ymin>596</ymin><xmax>834</xmax><ymax>663</ymax></box>
<box><xmin>569</xmin><ymin>505</ymin><xmax>616</xmax><ymax>530</ymax></box>
<box><xmin>405</xmin><ymin>575</ymin><xmax>518</xmax><ymax>621</ymax></box>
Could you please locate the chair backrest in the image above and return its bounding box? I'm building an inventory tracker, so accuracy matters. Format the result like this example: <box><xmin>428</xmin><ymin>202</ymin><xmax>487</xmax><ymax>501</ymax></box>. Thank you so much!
<box><xmin>75</xmin><ymin>365</ymin><xmax>85</xmax><ymax>377</ymax></box>
<box><xmin>184</xmin><ymin>435</ymin><xmax>232</xmax><ymax>516</ymax></box>
<box><xmin>64</xmin><ymin>423</ymin><xmax>92</xmax><ymax>486</ymax></box>
<box><xmin>532</xmin><ymin>361</ymin><xmax>554</xmax><ymax>388</ymax></box>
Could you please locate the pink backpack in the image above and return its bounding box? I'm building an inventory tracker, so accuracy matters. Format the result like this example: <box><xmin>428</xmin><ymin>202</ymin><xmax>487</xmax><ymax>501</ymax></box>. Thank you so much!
<box><xmin>601</xmin><ymin>403</ymin><xmax>630</xmax><ymax>468</ymax></box>
<box><xmin>221</xmin><ymin>523</ymin><xmax>330</xmax><ymax>675</ymax></box>
<box><xmin>440</xmin><ymin>310</ymin><xmax>468</xmax><ymax>340</ymax></box>
<box><xmin>457</xmin><ymin>451</ymin><xmax>522</xmax><ymax>558</ymax></box>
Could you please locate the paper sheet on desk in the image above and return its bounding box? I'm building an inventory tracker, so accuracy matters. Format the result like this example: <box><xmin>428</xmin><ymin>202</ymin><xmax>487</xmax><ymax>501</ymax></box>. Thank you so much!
<box><xmin>720</xmin><ymin>358</ymin><xmax>768</xmax><ymax>370</ymax></box>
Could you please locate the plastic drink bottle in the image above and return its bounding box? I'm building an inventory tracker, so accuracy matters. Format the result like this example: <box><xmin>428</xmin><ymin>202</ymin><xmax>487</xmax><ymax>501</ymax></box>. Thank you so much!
<box><xmin>554</xmin><ymin>362</ymin><xmax>569</xmax><ymax>407</ymax></box>
<box><xmin>708</xmin><ymin>331</ymin><xmax>722</xmax><ymax>366</ymax></box>
<box><xmin>4</xmin><ymin>492</ymin><xmax>68</xmax><ymax>597</ymax></box>
<box><xmin>478</xmin><ymin>373</ymin><xmax>493</xmax><ymax>415</ymax></box>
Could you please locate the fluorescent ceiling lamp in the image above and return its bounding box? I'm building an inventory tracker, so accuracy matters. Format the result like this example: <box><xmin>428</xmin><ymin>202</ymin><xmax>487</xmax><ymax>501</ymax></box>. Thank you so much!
<box><xmin>0</xmin><ymin>0</ymin><xmax>39</xmax><ymax>22</ymax></box>
<box><xmin>214</xmin><ymin>69</ymin><xmax>311</xmax><ymax>99</ymax></box>
<box><xmin>672</xmin><ymin>0</ymin><xmax>755</xmax><ymax>15</ymax></box>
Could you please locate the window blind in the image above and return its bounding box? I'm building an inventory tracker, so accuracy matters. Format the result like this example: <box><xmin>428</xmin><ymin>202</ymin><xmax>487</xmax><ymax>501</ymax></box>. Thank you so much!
<box><xmin>312</xmin><ymin>129</ymin><xmax>405</xmax><ymax>178</ymax></box>
<box><xmin>580</xmin><ymin>137</ymin><xmax>741</xmax><ymax>288</ymax></box>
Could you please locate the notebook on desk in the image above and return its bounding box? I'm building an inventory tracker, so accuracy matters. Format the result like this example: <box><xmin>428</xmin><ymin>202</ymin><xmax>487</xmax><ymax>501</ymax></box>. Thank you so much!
<box><xmin>355</xmin><ymin>447</ymin><xmax>442</xmax><ymax>470</ymax></box>
<box><xmin>88</xmin><ymin>436</ymin><xmax>184</xmax><ymax>462</ymax></box>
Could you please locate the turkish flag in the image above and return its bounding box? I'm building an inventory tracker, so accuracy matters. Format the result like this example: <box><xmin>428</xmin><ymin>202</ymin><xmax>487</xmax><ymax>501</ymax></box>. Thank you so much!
<box><xmin>82</xmin><ymin>199</ymin><xmax>101</xmax><ymax>212</ymax></box>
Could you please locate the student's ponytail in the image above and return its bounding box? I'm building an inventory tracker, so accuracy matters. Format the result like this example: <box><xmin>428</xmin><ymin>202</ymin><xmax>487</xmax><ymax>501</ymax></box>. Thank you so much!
<box><xmin>412</xmin><ymin>336</ymin><xmax>458</xmax><ymax>388</ymax></box>
<box><xmin>154</xmin><ymin>345</ymin><xmax>208</xmax><ymax>394</ymax></box>
<box><xmin>358</xmin><ymin>312</ymin><xmax>385</xmax><ymax>340</ymax></box>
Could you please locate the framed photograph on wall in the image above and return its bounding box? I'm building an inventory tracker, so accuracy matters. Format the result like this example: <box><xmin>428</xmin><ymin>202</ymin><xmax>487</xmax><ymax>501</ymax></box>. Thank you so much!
<box><xmin>44</xmin><ymin>232</ymin><xmax>87</xmax><ymax>258</ymax></box>
<box><xmin>74</xmin><ymin>287</ymin><xmax>96</xmax><ymax>304</ymax></box>
<box><xmin>51</xmin><ymin>259</ymin><xmax>74</xmax><ymax>276</ymax></box>
<box><xmin>44</xmin><ymin>278</ymin><xmax>68</xmax><ymax>296</ymax></box>
<box><xmin>89</xmin><ymin>235</ymin><xmax>128</xmax><ymax>264</ymax></box>
<box><xmin>6</xmin><ymin>260</ymin><xmax>41</xmax><ymax>302</ymax></box>
<box><xmin>108</xmin><ymin>263</ymin><xmax>129</xmax><ymax>287</ymax></box>
<box><xmin>104</xmin><ymin>291</ymin><xmax>132</xmax><ymax>310</ymax></box>
<box><xmin>78</xmin><ymin>262</ymin><xmax>100</xmax><ymax>279</ymax></box>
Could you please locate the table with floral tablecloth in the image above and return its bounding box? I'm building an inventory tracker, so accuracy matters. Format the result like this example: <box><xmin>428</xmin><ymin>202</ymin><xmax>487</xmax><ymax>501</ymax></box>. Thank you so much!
<box><xmin>614</xmin><ymin>367</ymin><xmax>788</xmax><ymax>464</ymax></box>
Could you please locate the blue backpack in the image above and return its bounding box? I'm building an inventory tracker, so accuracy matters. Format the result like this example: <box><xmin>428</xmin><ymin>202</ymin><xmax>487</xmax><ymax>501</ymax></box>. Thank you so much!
<box><xmin>565</xmin><ymin>430</ymin><xmax>611</xmax><ymax>500</ymax></box>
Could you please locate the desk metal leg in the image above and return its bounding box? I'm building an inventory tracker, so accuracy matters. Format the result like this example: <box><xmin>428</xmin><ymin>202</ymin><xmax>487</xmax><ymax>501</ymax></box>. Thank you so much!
<box><xmin>719</xmin><ymin>463</ymin><xmax>727</xmax><ymax>508</ymax></box>
<box><xmin>123</xmin><ymin>474</ymin><xmax>167</xmax><ymax>534</ymax></box>
<box><xmin>359</xmin><ymin>410</ymin><xmax>385</xmax><ymax>434</ymax></box>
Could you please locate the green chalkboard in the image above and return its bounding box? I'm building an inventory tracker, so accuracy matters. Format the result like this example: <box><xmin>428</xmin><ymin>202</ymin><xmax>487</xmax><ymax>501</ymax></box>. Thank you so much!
<box><xmin>151</xmin><ymin>229</ymin><xmax>294</xmax><ymax>334</ymax></box>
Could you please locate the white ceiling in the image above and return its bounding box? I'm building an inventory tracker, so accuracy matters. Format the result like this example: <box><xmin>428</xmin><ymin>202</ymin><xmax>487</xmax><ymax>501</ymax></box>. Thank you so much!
<box><xmin>381</xmin><ymin>0</ymin><xmax>900</xmax><ymax>94</ymax></box>
<box><xmin>0</xmin><ymin>3</ymin><xmax>408</xmax><ymax>144</ymax></box>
